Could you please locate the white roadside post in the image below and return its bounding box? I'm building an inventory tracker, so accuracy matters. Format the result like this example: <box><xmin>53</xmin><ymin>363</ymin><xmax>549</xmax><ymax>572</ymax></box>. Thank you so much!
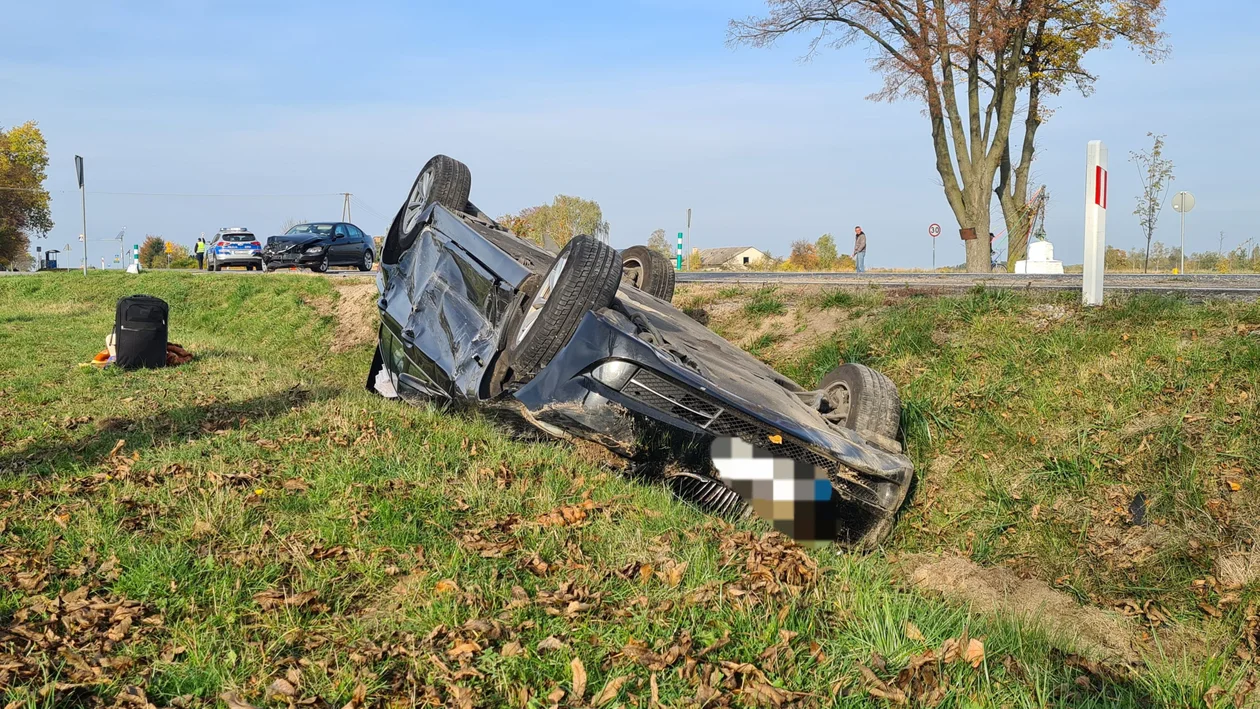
<box><xmin>1083</xmin><ymin>141</ymin><xmax>1109</xmax><ymax>306</ymax></box>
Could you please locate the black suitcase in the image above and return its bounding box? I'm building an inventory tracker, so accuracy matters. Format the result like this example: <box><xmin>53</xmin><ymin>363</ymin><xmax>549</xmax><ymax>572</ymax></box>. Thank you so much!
<box><xmin>114</xmin><ymin>295</ymin><xmax>169</xmax><ymax>369</ymax></box>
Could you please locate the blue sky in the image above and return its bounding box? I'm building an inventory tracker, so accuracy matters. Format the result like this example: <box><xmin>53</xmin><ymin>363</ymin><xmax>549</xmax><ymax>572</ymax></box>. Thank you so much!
<box><xmin>5</xmin><ymin>0</ymin><xmax>1259</xmax><ymax>269</ymax></box>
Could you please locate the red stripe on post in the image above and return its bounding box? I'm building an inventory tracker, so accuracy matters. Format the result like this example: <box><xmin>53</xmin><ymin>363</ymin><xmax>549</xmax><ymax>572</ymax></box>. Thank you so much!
<box><xmin>1094</xmin><ymin>166</ymin><xmax>1103</xmax><ymax>206</ymax></box>
<box><xmin>1103</xmin><ymin>170</ymin><xmax>1108</xmax><ymax>209</ymax></box>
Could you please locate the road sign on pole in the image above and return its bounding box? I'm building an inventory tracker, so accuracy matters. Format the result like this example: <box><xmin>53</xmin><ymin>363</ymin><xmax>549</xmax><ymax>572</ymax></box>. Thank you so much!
<box><xmin>1173</xmin><ymin>191</ymin><xmax>1195</xmax><ymax>275</ymax></box>
<box><xmin>75</xmin><ymin>155</ymin><xmax>86</xmax><ymax>276</ymax></box>
<box><xmin>685</xmin><ymin>209</ymin><xmax>692</xmax><ymax>272</ymax></box>
<box><xmin>1083</xmin><ymin>140</ymin><xmax>1109</xmax><ymax>306</ymax></box>
<box><xmin>928</xmin><ymin>224</ymin><xmax>941</xmax><ymax>270</ymax></box>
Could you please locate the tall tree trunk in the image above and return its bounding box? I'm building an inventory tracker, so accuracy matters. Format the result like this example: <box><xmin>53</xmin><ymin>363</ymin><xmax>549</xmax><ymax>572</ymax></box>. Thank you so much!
<box><xmin>963</xmin><ymin>178</ymin><xmax>994</xmax><ymax>273</ymax></box>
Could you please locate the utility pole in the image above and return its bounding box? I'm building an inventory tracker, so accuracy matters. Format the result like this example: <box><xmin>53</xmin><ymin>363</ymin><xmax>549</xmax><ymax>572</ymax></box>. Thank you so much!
<box><xmin>1219</xmin><ymin>231</ymin><xmax>1226</xmax><ymax>257</ymax></box>
<box><xmin>75</xmin><ymin>156</ymin><xmax>87</xmax><ymax>275</ymax></box>
<box><xmin>342</xmin><ymin>193</ymin><xmax>352</xmax><ymax>222</ymax></box>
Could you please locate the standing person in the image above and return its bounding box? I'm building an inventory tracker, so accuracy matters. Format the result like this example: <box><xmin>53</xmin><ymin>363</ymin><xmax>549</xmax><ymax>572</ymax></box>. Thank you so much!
<box><xmin>853</xmin><ymin>226</ymin><xmax>867</xmax><ymax>273</ymax></box>
<box><xmin>195</xmin><ymin>237</ymin><xmax>206</xmax><ymax>269</ymax></box>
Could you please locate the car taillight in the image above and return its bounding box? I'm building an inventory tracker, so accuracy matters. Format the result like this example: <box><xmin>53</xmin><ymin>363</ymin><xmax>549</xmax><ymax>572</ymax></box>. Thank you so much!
<box><xmin>250</xmin><ymin>242</ymin><xmax>261</xmax><ymax>248</ymax></box>
<box><xmin>217</xmin><ymin>242</ymin><xmax>228</xmax><ymax>247</ymax></box>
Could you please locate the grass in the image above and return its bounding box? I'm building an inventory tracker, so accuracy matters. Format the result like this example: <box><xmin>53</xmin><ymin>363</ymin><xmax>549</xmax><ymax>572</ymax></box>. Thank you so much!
<box><xmin>1</xmin><ymin>272</ymin><xmax>1257</xmax><ymax>708</ymax></box>
<box><xmin>743</xmin><ymin>287</ymin><xmax>786</xmax><ymax>318</ymax></box>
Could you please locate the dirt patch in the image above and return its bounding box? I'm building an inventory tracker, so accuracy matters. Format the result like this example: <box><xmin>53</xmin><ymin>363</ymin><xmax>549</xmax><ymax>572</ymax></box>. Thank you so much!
<box><xmin>306</xmin><ymin>283</ymin><xmax>379</xmax><ymax>353</ymax></box>
<box><xmin>768</xmin><ymin>308</ymin><xmax>853</xmax><ymax>359</ymax></box>
<box><xmin>1218</xmin><ymin>544</ymin><xmax>1260</xmax><ymax>589</ymax></box>
<box><xmin>899</xmin><ymin>554</ymin><xmax>1139</xmax><ymax>664</ymax></box>
<box><xmin>1028</xmin><ymin>303</ymin><xmax>1073</xmax><ymax>330</ymax></box>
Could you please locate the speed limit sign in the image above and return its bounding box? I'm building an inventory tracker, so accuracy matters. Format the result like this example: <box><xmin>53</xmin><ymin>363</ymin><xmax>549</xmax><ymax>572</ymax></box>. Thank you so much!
<box><xmin>929</xmin><ymin>223</ymin><xmax>942</xmax><ymax>238</ymax></box>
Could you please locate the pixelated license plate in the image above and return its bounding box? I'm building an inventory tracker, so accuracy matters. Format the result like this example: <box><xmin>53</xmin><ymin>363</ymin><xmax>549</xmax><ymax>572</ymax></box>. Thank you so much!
<box><xmin>711</xmin><ymin>436</ymin><xmax>839</xmax><ymax>546</ymax></box>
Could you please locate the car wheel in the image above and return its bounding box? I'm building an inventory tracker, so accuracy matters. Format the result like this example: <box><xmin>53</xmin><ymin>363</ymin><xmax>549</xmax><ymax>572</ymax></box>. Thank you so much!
<box><xmin>359</xmin><ymin>249</ymin><xmax>374</xmax><ymax>272</ymax></box>
<box><xmin>820</xmin><ymin>363</ymin><xmax>902</xmax><ymax>452</ymax></box>
<box><xmin>400</xmin><ymin>155</ymin><xmax>471</xmax><ymax>240</ymax></box>
<box><xmin>261</xmin><ymin>261</ymin><xmax>269</xmax><ymax>273</ymax></box>
<box><xmin>315</xmin><ymin>256</ymin><xmax>329</xmax><ymax>273</ymax></box>
<box><xmin>620</xmin><ymin>245</ymin><xmax>676</xmax><ymax>301</ymax></box>
<box><xmin>507</xmin><ymin>235</ymin><xmax>621</xmax><ymax>375</ymax></box>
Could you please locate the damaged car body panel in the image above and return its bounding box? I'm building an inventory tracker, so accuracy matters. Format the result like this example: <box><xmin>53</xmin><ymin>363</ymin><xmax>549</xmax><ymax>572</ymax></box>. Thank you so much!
<box><xmin>377</xmin><ymin>205</ymin><xmax>533</xmax><ymax>402</ymax></box>
<box><xmin>372</xmin><ymin>156</ymin><xmax>915</xmax><ymax>549</ymax></box>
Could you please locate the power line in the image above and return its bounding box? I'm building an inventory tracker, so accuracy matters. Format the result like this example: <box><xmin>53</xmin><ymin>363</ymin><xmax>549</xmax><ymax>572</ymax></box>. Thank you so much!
<box><xmin>0</xmin><ymin>186</ymin><xmax>341</xmax><ymax>198</ymax></box>
<box><xmin>350</xmin><ymin>195</ymin><xmax>391</xmax><ymax>223</ymax></box>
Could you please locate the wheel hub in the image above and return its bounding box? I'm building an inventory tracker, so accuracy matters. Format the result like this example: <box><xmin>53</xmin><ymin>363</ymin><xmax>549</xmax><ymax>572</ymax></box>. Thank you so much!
<box><xmin>402</xmin><ymin>169</ymin><xmax>434</xmax><ymax>235</ymax></box>
<box><xmin>516</xmin><ymin>254</ymin><xmax>568</xmax><ymax>345</ymax></box>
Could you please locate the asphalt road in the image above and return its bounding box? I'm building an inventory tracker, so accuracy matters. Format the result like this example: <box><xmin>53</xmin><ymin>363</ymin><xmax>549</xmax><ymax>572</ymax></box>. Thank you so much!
<box><xmin>10</xmin><ymin>268</ymin><xmax>1260</xmax><ymax>299</ymax></box>
<box><xmin>1</xmin><ymin>267</ymin><xmax>371</xmax><ymax>278</ymax></box>
<box><xmin>676</xmin><ymin>271</ymin><xmax>1260</xmax><ymax>299</ymax></box>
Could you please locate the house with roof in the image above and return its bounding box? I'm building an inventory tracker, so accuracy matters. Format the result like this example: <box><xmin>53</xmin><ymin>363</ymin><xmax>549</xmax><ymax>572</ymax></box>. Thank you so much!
<box><xmin>695</xmin><ymin>246</ymin><xmax>768</xmax><ymax>270</ymax></box>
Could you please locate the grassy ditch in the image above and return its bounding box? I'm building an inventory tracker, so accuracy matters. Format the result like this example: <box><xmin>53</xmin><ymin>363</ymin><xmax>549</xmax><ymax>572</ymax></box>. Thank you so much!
<box><xmin>0</xmin><ymin>273</ymin><xmax>1256</xmax><ymax>708</ymax></box>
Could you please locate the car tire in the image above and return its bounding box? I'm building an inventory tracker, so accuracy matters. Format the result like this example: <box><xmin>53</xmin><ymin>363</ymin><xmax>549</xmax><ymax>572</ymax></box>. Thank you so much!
<box><xmin>507</xmin><ymin>235</ymin><xmax>621</xmax><ymax>375</ymax></box>
<box><xmin>400</xmin><ymin>155</ymin><xmax>471</xmax><ymax>241</ymax></box>
<box><xmin>315</xmin><ymin>256</ymin><xmax>329</xmax><ymax>273</ymax></box>
<box><xmin>820</xmin><ymin>363</ymin><xmax>902</xmax><ymax>451</ymax></box>
<box><xmin>358</xmin><ymin>249</ymin><xmax>373</xmax><ymax>272</ymax></box>
<box><xmin>620</xmin><ymin>245</ymin><xmax>676</xmax><ymax>301</ymax></box>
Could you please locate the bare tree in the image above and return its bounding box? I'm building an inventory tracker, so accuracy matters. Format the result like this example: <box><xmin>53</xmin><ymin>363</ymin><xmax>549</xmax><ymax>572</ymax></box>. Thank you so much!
<box><xmin>282</xmin><ymin>217</ymin><xmax>309</xmax><ymax>232</ymax></box>
<box><xmin>1129</xmin><ymin>132</ymin><xmax>1174</xmax><ymax>273</ymax></box>
<box><xmin>730</xmin><ymin>0</ymin><xmax>1167</xmax><ymax>273</ymax></box>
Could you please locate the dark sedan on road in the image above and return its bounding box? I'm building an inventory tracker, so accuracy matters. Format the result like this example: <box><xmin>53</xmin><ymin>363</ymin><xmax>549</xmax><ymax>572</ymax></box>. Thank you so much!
<box><xmin>261</xmin><ymin>222</ymin><xmax>376</xmax><ymax>273</ymax></box>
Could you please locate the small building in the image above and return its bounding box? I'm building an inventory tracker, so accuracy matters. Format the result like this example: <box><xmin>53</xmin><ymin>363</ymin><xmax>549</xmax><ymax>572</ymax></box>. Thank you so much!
<box><xmin>696</xmin><ymin>246</ymin><xmax>768</xmax><ymax>270</ymax></box>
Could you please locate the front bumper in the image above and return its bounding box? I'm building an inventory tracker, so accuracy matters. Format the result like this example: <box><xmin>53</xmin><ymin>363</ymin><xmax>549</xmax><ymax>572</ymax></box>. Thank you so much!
<box><xmin>263</xmin><ymin>250</ymin><xmax>325</xmax><ymax>267</ymax></box>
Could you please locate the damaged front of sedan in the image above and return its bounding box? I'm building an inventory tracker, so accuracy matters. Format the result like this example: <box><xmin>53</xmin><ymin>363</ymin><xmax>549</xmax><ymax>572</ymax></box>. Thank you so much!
<box><xmin>368</xmin><ymin>155</ymin><xmax>915</xmax><ymax>550</ymax></box>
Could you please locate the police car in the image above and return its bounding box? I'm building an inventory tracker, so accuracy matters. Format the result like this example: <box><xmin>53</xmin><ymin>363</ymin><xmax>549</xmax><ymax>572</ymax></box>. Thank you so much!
<box><xmin>206</xmin><ymin>227</ymin><xmax>263</xmax><ymax>271</ymax></box>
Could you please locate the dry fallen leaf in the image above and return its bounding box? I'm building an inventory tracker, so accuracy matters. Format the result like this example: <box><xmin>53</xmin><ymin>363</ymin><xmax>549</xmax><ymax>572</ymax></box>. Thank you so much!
<box><xmin>592</xmin><ymin>675</ymin><xmax>630</xmax><ymax>706</ymax></box>
<box><xmin>341</xmin><ymin>683</ymin><xmax>368</xmax><ymax>709</ymax></box>
<box><xmin>268</xmin><ymin>679</ymin><xmax>297</xmax><ymax>698</ymax></box>
<box><xmin>447</xmin><ymin>640</ymin><xmax>482</xmax><ymax>658</ymax></box>
<box><xmin>537</xmin><ymin>636</ymin><xmax>565</xmax><ymax>653</ymax></box>
<box><xmin>435</xmin><ymin>579</ymin><xmax>460</xmax><ymax>594</ymax></box>
<box><xmin>965</xmin><ymin>638</ymin><xmax>985</xmax><ymax>668</ymax></box>
<box><xmin>220</xmin><ymin>692</ymin><xmax>260</xmax><ymax>709</ymax></box>
<box><xmin>905</xmin><ymin>622</ymin><xmax>925</xmax><ymax>643</ymax></box>
<box><xmin>500</xmin><ymin>640</ymin><xmax>524</xmax><ymax>657</ymax></box>
<box><xmin>282</xmin><ymin>477</ymin><xmax>310</xmax><ymax>492</ymax></box>
<box><xmin>665</xmin><ymin>561</ymin><xmax>688</xmax><ymax>587</ymax></box>
<box><xmin>570</xmin><ymin>657</ymin><xmax>587</xmax><ymax>700</ymax></box>
<box><xmin>857</xmin><ymin>664</ymin><xmax>907</xmax><ymax>705</ymax></box>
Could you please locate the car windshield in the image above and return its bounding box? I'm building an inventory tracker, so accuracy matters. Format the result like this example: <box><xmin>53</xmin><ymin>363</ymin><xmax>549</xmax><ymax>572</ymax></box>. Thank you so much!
<box><xmin>286</xmin><ymin>224</ymin><xmax>335</xmax><ymax>236</ymax></box>
<box><xmin>220</xmin><ymin>233</ymin><xmax>254</xmax><ymax>242</ymax></box>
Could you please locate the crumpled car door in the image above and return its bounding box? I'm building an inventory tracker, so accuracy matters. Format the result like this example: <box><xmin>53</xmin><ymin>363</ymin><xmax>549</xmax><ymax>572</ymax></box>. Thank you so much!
<box><xmin>379</xmin><ymin>225</ymin><xmax>500</xmax><ymax>403</ymax></box>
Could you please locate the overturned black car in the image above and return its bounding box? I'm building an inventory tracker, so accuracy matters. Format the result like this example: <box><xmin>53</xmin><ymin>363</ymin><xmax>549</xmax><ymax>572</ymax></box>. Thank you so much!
<box><xmin>368</xmin><ymin>155</ymin><xmax>914</xmax><ymax>549</ymax></box>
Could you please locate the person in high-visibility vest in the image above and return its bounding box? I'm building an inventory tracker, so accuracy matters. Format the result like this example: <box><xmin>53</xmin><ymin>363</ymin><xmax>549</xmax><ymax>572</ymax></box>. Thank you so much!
<box><xmin>195</xmin><ymin>237</ymin><xmax>206</xmax><ymax>269</ymax></box>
